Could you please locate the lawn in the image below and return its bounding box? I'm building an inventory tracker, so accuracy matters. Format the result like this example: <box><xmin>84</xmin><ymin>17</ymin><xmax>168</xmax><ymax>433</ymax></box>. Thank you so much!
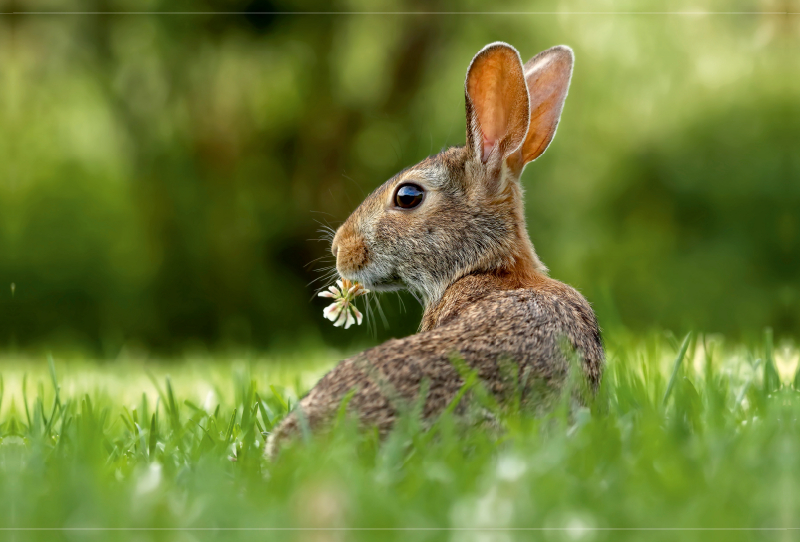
<box><xmin>0</xmin><ymin>331</ymin><xmax>798</xmax><ymax>541</ymax></box>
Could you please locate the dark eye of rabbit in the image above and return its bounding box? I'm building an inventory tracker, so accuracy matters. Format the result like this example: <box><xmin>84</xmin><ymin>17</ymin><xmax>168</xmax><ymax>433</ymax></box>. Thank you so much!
<box><xmin>395</xmin><ymin>184</ymin><xmax>424</xmax><ymax>209</ymax></box>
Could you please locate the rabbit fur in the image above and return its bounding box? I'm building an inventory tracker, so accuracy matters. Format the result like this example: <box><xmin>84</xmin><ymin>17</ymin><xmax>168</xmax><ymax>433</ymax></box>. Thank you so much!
<box><xmin>266</xmin><ymin>42</ymin><xmax>604</xmax><ymax>457</ymax></box>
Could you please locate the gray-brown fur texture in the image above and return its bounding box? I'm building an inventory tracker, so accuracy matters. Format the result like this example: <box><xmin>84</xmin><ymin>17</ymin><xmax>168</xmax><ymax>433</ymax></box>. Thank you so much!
<box><xmin>266</xmin><ymin>42</ymin><xmax>604</xmax><ymax>458</ymax></box>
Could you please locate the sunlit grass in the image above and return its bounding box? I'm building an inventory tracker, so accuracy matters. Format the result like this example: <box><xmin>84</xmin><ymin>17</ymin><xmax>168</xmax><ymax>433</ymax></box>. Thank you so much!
<box><xmin>0</xmin><ymin>331</ymin><xmax>798</xmax><ymax>541</ymax></box>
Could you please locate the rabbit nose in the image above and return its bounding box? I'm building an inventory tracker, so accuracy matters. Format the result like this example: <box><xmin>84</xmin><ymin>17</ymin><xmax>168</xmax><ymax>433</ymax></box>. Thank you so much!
<box><xmin>331</xmin><ymin>227</ymin><xmax>342</xmax><ymax>259</ymax></box>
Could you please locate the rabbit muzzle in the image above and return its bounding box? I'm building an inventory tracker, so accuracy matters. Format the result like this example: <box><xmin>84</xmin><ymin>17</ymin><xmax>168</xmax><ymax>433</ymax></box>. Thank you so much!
<box><xmin>332</xmin><ymin>221</ymin><xmax>370</xmax><ymax>275</ymax></box>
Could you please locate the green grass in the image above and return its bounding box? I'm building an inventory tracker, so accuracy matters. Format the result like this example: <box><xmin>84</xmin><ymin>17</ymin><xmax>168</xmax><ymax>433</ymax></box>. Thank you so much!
<box><xmin>0</xmin><ymin>331</ymin><xmax>798</xmax><ymax>541</ymax></box>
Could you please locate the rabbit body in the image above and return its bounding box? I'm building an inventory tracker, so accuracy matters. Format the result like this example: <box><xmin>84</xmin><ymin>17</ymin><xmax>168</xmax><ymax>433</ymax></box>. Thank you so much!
<box><xmin>267</xmin><ymin>43</ymin><xmax>604</xmax><ymax>456</ymax></box>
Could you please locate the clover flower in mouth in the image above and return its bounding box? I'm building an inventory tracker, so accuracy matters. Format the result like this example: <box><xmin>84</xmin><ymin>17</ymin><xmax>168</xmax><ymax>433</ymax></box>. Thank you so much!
<box><xmin>318</xmin><ymin>279</ymin><xmax>369</xmax><ymax>329</ymax></box>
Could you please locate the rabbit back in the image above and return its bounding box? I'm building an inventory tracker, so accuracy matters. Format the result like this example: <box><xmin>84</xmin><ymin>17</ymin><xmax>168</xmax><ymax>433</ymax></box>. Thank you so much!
<box><xmin>267</xmin><ymin>274</ymin><xmax>602</xmax><ymax>455</ymax></box>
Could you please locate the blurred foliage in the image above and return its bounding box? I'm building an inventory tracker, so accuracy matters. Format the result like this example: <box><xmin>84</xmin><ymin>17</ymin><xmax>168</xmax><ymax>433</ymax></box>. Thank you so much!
<box><xmin>1</xmin><ymin>1</ymin><xmax>798</xmax><ymax>354</ymax></box>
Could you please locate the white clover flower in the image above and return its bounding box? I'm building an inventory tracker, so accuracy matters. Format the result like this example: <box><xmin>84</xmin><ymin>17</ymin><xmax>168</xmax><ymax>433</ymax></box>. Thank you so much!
<box><xmin>318</xmin><ymin>279</ymin><xmax>369</xmax><ymax>329</ymax></box>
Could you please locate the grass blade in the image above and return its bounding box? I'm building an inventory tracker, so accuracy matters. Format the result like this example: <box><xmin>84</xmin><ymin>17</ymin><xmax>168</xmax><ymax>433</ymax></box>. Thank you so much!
<box><xmin>165</xmin><ymin>377</ymin><xmax>180</xmax><ymax>431</ymax></box>
<box><xmin>149</xmin><ymin>414</ymin><xmax>158</xmax><ymax>459</ymax></box>
<box><xmin>254</xmin><ymin>393</ymin><xmax>273</xmax><ymax>431</ymax></box>
<box><xmin>224</xmin><ymin>409</ymin><xmax>237</xmax><ymax>444</ymax></box>
<box><xmin>763</xmin><ymin>328</ymin><xmax>780</xmax><ymax>392</ymax></box>
<box><xmin>663</xmin><ymin>331</ymin><xmax>694</xmax><ymax>406</ymax></box>
<box><xmin>735</xmin><ymin>359</ymin><xmax>762</xmax><ymax>409</ymax></box>
<box><xmin>48</xmin><ymin>353</ymin><xmax>61</xmax><ymax>407</ymax></box>
<box><xmin>22</xmin><ymin>373</ymin><xmax>32</xmax><ymax>430</ymax></box>
<box><xmin>270</xmin><ymin>385</ymin><xmax>289</xmax><ymax>413</ymax></box>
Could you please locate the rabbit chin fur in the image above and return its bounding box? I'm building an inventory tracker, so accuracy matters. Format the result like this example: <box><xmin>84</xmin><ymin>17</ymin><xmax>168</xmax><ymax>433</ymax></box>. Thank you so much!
<box><xmin>266</xmin><ymin>42</ymin><xmax>604</xmax><ymax>459</ymax></box>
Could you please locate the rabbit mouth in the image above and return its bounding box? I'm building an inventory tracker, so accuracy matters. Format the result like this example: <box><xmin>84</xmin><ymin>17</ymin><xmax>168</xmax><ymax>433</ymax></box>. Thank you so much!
<box><xmin>363</xmin><ymin>281</ymin><xmax>404</xmax><ymax>292</ymax></box>
<box><xmin>340</xmin><ymin>266</ymin><xmax>404</xmax><ymax>292</ymax></box>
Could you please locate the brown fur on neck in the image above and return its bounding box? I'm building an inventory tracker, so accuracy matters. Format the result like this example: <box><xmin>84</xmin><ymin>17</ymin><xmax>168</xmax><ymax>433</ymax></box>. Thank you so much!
<box><xmin>420</xmin><ymin>249</ymin><xmax>550</xmax><ymax>332</ymax></box>
<box><xmin>420</xmin><ymin>156</ymin><xmax>552</xmax><ymax>332</ymax></box>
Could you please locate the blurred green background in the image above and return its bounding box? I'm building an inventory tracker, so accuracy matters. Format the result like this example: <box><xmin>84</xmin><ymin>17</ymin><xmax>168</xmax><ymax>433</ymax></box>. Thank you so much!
<box><xmin>1</xmin><ymin>1</ymin><xmax>798</xmax><ymax>355</ymax></box>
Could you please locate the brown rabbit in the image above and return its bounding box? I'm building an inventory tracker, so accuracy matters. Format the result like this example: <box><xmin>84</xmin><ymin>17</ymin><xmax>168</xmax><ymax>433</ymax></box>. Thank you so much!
<box><xmin>266</xmin><ymin>42</ymin><xmax>604</xmax><ymax>457</ymax></box>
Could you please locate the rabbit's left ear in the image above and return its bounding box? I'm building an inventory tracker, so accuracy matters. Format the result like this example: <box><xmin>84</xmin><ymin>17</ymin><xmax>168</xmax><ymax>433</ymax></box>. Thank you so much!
<box><xmin>465</xmin><ymin>43</ymin><xmax>530</xmax><ymax>182</ymax></box>
<box><xmin>517</xmin><ymin>45</ymin><xmax>574</xmax><ymax>166</ymax></box>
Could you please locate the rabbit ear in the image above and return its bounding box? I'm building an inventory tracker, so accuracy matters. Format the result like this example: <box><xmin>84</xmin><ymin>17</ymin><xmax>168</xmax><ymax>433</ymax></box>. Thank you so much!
<box><xmin>518</xmin><ymin>45</ymin><xmax>574</xmax><ymax>165</ymax></box>
<box><xmin>465</xmin><ymin>43</ymin><xmax>530</xmax><ymax>175</ymax></box>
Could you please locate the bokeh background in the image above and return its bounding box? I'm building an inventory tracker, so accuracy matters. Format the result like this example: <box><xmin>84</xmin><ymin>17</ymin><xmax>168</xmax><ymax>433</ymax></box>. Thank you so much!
<box><xmin>1</xmin><ymin>1</ymin><xmax>798</xmax><ymax>356</ymax></box>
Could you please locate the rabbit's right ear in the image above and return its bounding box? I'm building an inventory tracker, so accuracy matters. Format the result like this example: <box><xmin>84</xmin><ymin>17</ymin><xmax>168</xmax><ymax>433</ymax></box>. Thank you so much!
<box><xmin>465</xmin><ymin>42</ymin><xmax>530</xmax><ymax>188</ymax></box>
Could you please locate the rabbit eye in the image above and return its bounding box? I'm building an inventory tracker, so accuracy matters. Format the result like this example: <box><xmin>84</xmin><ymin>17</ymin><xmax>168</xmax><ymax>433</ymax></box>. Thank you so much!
<box><xmin>395</xmin><ymin>184</ymin><xmax>424</xmax><ymax>209</ymax></box>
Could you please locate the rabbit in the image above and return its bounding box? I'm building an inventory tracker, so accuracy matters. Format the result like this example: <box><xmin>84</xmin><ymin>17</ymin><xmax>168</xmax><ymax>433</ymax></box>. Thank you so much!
<box><xmin>266</xmin><ymin>42</ymin><xmax>604</xmax><ymax>458</ymax></box>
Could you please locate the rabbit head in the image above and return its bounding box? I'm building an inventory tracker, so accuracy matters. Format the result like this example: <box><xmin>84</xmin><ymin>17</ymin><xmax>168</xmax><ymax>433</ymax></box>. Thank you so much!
<box><xmin>331</xmin><ymin>43</ymin><xmax>574</xmax><ymax>306</ymax></box>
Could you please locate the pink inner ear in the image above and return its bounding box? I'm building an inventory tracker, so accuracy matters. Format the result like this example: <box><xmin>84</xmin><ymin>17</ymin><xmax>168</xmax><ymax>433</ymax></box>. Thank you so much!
<box><xmin>482</xmin><ymin>133</ymin><xmax>496</xmax><ymax>163</ymax></box>
<box><xmin>467</xmin><ymin>43</ymin><xmax>529</xmax><ymax>166</ymax></box>
<box><xmin>480</xmin><ymin>101</ymin><xmax>508</xmax><ymax>162</ymax></box>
